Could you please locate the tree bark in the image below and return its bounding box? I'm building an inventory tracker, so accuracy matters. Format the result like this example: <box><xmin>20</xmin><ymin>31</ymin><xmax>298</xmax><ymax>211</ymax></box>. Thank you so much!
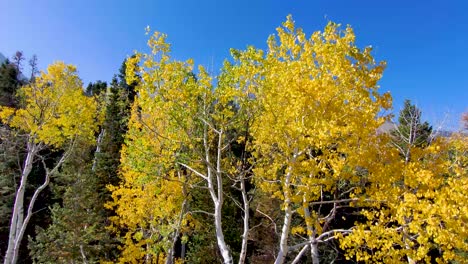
<box><xmin>291</xmin><ymin>245</ymin><xmax>309</xmax><ymax>264</ymax></box>
<box><xmin>303</xmin><ymin>198</ymin><xmax>319</xmax><ymax>264</ymax></box>
<box><xmin>274</xmin><ymin>156</ymin><xmax>297</xmax><ymax>264</ymax></box>
<box><xmin>310</xmin><ymin>242</ymin><xmax>319</xmax><ymax>264</ymax></box>
<box><xmin>4</xmin><ymin>140</ymin><xmax>37</xmax><ymax>264</ymax></box>
<box><xmin>11</xmin><ymin>166</ymin><xmax>50</xmax><ymax>264</ymax></box>
<box><xmin>274</xmin><ymin>201</ymin><xmax>292</xmax><ymax>264</ymax></box>
<box><xmin>214</xmin><ymin>129</ymin><xmax>233</xmax><ymax>264</ymax></box>
<box><xmin>166</xmin><ymin>179</ymin><xmax>189</xmax><ymax>264</ymax></box>
<box><xmin>4</xmin><ymin>138</ymin><xmax>73</xmax><ymax>264</ymax></box>
<box><xmin>201</xmin><ymin>122</ymin><xmax>233</xmax><ymax>264</ymax></box>
<box><xmin>238</xmin><ymin>177</ymin><xmax>249</xmax><ymax>264</ymax></box>
<box><xmin>12</xmin><ymin>148</ymin><xmax>70</xmax><ymax>264</ymax></box>
<box><xmin>274</xmin><ymin>167</ymin><xmax>294</xmax><ymax>264</ymax></box>
<box><xmin>91</xmin><ymin>128</ymin><xmax>105</xmax><ymax>172</ymax></box>
<box><xmin>214</xmin><ymin>201</ymin><xmax>233</xmax><ymax>264</ymax></box>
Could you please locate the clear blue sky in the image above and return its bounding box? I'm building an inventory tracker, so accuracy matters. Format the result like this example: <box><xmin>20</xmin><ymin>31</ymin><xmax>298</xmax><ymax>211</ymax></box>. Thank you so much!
<box><xmin>1</xmin><ymin>0</ymin><xmax>467</xmax><ymax>129</ymax></box>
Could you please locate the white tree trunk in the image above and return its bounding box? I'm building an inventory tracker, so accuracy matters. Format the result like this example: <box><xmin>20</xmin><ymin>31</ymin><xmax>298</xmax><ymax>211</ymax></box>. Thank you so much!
<box><xmin>238</xmin><ymin>178</ymin><xmax>249</xmax><ymax>264</ymax></box>
<box><xmin>214</xmin><ymin>201</ymin><xmax>233</xmax><ymax>264</ymax></box>
<box><xmin>302</xmin><ymin>197</ymin><xmax>320</xmax><ymax>264</ymax></box>
<box><xmin>11</xmin><ymin>167</ymin><xmax>50</xmax><ymax>264</ymax></box>
<box><xmin>407</xmin><ymin>256</ymin><xmax>416</xmax><ymax>264</ymax></box>
<box><xmin>310</xmin><ymin>242</ymin><xmax>319</xmax><ymax>264</ymax></box>
<box><xmin>403</xmin><ymin>225</ymin><xmax>415</xmax><ymax>264</ymax></box>
<box><xmin>4</xmin><ymin>141</ymin><xmax>37</xmax><ymax>264</ymax></box>
<box><xmin>274</xmin><ymin>202</ymin><xmax>292</xmax><ymax>264</ymax></box>
<box><xmin>274</xmin><ymin>160</ymin><xmax>296</xmax><ymax>264</ymax></box>
<box><xmin>274</xmin><ymin>170</ymin><xmax>293</xmax><ymax>264</ymax></box>
<box><xmin>91</xmin><ymin>128</ymin><xmax>105</xmax><ymax>172</ymax></box>
<box><xmin>166</xmin><ymin>180</ymin><xmax>188</xmax><ymax>264</ymax></box>
<box><xmin>200</xmin><ymin>123</ymin><xmax>233</xmax><ymax>264</ymax></box>
<box><xmin>4</xmin><ymin>138</ymin><xmax>73</xmax><ymax>264</ymax></box>
<box><xmin>214</xmin><ymin>129</ymin><xmax>233</xmax><ymax>264</ymax></box>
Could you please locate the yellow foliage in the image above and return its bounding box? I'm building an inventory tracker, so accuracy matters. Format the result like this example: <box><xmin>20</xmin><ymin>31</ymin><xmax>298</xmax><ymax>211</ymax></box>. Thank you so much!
<box><xmin>109</xmin><ymin>27</ymin><xmax>260</xmax><ymax>263</ymax></box>
<box><xmin>248</xmin><ymin>15</ymin><xmax>391</xmax><ymax>249</ymax></box>
<box><xmin>107</xmin><ymin>31</ymin><xmax>210</xmax><ymax>263</ymax></box>
<box><xmin>341</xmin><ymin>135</ymin><xmax>468</xmax><ymax>263</ymax></box>
<box><xmin>0</xmin><ymin>61</ymin><xmax>98</xmax><ymax>147</ymax></box>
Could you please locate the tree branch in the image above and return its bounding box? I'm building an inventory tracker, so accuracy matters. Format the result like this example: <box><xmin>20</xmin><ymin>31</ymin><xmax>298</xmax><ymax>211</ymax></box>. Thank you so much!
<box><xmin>177</xmin><ymin>162</ymin><xmax>208</xmax><ymax>181</ymax></box>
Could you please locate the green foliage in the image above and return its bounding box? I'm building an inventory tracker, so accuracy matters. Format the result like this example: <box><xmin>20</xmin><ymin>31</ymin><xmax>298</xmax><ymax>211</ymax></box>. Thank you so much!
<box><xmin>0</xmin><ymin>126</ymin><xmax>23</xmax><ymax>254</ymax></box>
<box><xmin>29</xmin><ymin>145</ymin><xmax>117</xmax><ymax>263</ymax></box>
<box><xmin>391</xmin><ymin>99</ymin><xmax>433</xmax><ymax>151</ymax></box>
<box><xmin>93</xmin><ymin>77</ymin><xmax>133</xmax><ymax>186</ymax></box>
<box><xmin>0</xmin><ymin>60</ymin><xmax>22</xmax><ymax>107</ymax></box>
<box><xmin>86</xmin><ymin>80</ymin><xmax>107</xmax><ymax>96</ymax></box>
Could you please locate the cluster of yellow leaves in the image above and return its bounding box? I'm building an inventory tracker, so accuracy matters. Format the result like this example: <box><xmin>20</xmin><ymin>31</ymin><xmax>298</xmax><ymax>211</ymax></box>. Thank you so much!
<box><xmin>0</xmin><ymin>61</ymin><xmax>98</xmax><ymax>147</ymax></box>
<box><xmin>249</xmin><ymin>15</ymin><xmax>391</xmax><ymax>241</ymax></box>
<box><xmin>110</xmin><ymin>29</ymin><xmax>262</xmax><ymax>263</ymax></box>
<box><xmin>107</xmin><ymin>16</ymin><xmax>467</xmax><ymax>263</ymax></box>
<box><xmin>106</xmin><ymin>103</ymin><xmax>189</xmax><ymax>263</ymax></box>
<box><xmin>341</xmin><ymin>134</ymin><xmax>468</xmax><ymax>263</ymax></box>
<box><xmin>108</xmin><ymin>32</ymin><xmax>214</xmax><ymax>263</ymax></box>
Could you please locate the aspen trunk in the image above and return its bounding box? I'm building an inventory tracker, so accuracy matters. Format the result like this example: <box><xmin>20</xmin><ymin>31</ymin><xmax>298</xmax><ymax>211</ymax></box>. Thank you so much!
<box><xmin>11</xmin><ymin>169</ymin><xmax>50</xmax><ymax>264</ymax></box>
<box><xmin>91</xmin><ymin>128</ymin><xmax>105</xmax><ymax>172</ymax></box>
<box><xmin>274</xmin><ymin>202</ymin><xmax>292</xmax><ymax>264</ymax></box>
<box><xmin>202</xmin><ymin>125</ymin><xmax>233</xmax><ymax>264</ymax></box>
<box><xmin>4</xmin><ymin>141</ymin><xmax>36</xmax><ymax>264</ymax></box>
<box><xmin>310</xmin><ymin>242</ymin><xmax>319</xmax><ymax>264</ymax></box>
<box><xmin>303</xmin><ymin>197</ymin><xmax>319</xmax><ymax>264</ymax></box>
<box><xmin>215</xmin><ymin>130</ymin><xmax>233</xmax><ymax>264</ymax></box>
<box><xmin>274</xmin><ymin>162</ymin><xmax>295</xmax><ymax>264</ymax></box>
<box><xmin>5</xmin><ymin>139</ymin><xmax>71</xmax><ymax>264</ymax></box>
<box><xmin>214</xmin><ymin>201</ymin><xmax>233</xmax><ymax>264</ymax></box>
<box><xmin>238</xmin><ymin>178</ymin><xmax>249</xmax><ymax>264</ymax></box>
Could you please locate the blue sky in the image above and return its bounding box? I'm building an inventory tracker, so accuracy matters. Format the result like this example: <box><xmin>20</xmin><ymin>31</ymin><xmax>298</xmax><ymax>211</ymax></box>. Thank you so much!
<box><xmin>1</xmin><ymin>0</ymin><xmax>467</xmax><ymax>129</ymax></box>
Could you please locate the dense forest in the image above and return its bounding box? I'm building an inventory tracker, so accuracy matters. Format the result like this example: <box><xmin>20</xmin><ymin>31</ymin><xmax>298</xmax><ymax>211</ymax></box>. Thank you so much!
<box><xmin>1</xmin><ymin>17</ymin><xmax>467</xmax><ymax>264</ymax></box>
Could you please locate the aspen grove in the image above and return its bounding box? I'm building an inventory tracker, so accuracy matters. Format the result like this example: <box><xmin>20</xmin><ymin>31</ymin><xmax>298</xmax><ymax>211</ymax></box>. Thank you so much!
<box><xmin>0</xmin><ymin>16</ymin><xmax>467</xmax><ymax>264</ymax></box>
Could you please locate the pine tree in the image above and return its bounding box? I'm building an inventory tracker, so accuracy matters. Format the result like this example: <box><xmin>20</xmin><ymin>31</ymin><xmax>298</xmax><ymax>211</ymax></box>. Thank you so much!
<box><xmin>29</xmin><ymin>143</ymin><xmax>115</xmax><ymax>263</ymax></box>
<box><xmin>0</xmin><ymin>59</ymin><xmax>22</xmax><ymax>108</ymax></box>
<box><xmin>85</xmin><ymin>80</ymin><xmax>107</xmax><ymax>97</ymax></box>
<box><xmin>391</xmin><ymin>99</ymin><xmax>432</xmax><ymax>162</ymax></box>
<box><xmin>29</xmin><ymin>59</ymin><xmax>136</xmax><ymax>263</ymax></box>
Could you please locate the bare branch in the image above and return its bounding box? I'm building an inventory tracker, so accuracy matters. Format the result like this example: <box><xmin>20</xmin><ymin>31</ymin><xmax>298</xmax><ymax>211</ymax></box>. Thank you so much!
<box><xmin>316</xmin><ymin>229</ymin><xmax>352</xmax><ymax>242</ymax></box>
<box><xmin>256</xmin><ymin>208</ymin><xmax>278</xmax><ymax>234</ymax></box>
<box><xmin>188</xmin><ymin>210</ymin><xmax>214</xmax><ymax>217</ymax></box>
<box><xmin>177</xmin><ymin>162</ymin><xmax>208</xmax><ymax>181</ymax></box>
<box><xmin>288</xmin><ymin>241</ymin><xmax>310</xmax><ymax>252</ymax></box>
<box><xmin>310</xmin><ymin>198</ymin><xmax>358</xmax><ymax>206</ymax></box>
<box><xmin>291</xmin><ymin>244</ymin><xmax>309</xmax><ymax>264</ymax></box>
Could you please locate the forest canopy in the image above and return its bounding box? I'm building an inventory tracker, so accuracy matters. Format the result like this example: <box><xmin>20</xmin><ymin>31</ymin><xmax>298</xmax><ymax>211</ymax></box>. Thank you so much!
<box><xmin>0</xmin><ymin>16</ymin><xmax>467</xmax><ymax>264</ymax></box>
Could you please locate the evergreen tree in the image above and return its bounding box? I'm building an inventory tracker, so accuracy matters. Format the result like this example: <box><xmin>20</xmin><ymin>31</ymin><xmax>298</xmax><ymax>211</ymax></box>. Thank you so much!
<box><xmin>0</xmin><ymin>127</ymin><xmax>24</xmax><ymax>258</ymax></box>
<box><xmin>391</xmin><ymin>100</ymin><xmax>432</xmax><ymax>162</ymax></box>
<box><xmin>85</xmin><ymin>80</ymin><xmax>107</xmax><ymax>97</ymax></box>
<box><xmin>0</xmin><ymin>60</ymin><xmax>22</xmax><ymax>107</ymax></box>
<box><xmin>29</xmin><ymin>59</ymin><xmax>136</xmax><ymax>263</ymax></box>
<box><xmin>92</xmin><ymin>58</ymin><xmax>137</xmax><ymax>191</ymax></box>
<box><xmin>29</xmin><ymin>143</ymin><xmax>116</xmax><ymax>263</ymax></box>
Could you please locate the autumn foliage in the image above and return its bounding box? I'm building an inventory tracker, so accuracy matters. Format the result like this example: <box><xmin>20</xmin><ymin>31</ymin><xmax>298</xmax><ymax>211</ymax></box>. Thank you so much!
<box><xmin>1</xmin><ymin>16</ymin><xmax>467</xmax><ymax>264</ymax></box>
